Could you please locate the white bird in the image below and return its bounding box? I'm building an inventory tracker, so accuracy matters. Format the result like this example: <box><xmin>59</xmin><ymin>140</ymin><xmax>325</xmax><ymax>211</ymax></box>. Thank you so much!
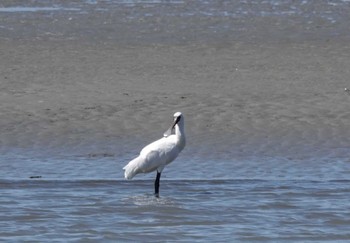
<box><xmin>123</xmin><ymin>112</ymin><xmax>186</xmax><ymax>197</ymax></box>
<box><xmin>345</xmin><ymin>88</ymin><xmax>350</xmax><ymax>95</ymax></box>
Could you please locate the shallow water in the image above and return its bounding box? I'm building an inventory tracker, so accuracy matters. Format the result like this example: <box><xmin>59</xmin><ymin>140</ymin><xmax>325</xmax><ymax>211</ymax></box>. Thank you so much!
<box><xmin>1</xmin><ymin>177</ymin><xmax>350</xmax><ymax>242</ymax></box>
<box><xmin>1</xmin><ymin>0</ymin><xmax>350</xmax><ymax>43</ymax></box>
<box><xmin>1</xmin><ymin>152</ymin><xmax>350</xmax><ymax>241</ymax></box>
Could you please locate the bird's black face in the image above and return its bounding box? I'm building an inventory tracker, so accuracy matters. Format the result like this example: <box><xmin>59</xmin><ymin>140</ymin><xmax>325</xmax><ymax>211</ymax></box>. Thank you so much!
<box><xmin>174</xmin><ymin>115</ymin><xmax>181</xmax><ymax>125</ymax></box>
<box><xmin>164</xmin><ymin>112</ymin><xmax>183</xmax><ymax>137</ymax></box>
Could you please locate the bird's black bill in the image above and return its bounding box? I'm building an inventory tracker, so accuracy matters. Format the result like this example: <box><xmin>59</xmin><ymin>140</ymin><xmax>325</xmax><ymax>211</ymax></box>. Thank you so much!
<box><xmin>163</xmin><ymin>116</ymin><xmax>181</xmax><ymax>137</ymax></box>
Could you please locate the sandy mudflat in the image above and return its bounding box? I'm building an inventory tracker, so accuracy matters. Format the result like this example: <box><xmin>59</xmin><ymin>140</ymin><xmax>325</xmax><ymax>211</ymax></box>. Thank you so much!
<box><xmin>1</xmin><ymin>39</ymin><xmax>350</xmax><ymax>160</ymax></box>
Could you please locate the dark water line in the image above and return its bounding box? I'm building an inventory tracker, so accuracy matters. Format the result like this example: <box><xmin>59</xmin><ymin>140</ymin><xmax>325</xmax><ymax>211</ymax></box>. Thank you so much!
<box><xmin>1</xmin><ymin>178</ymin><xmax>350</xmax><ymax>186</ymax></box>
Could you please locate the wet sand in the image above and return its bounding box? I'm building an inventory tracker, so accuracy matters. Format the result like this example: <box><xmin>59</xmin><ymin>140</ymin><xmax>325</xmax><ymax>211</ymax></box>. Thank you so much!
<box><xmin>1</xmin><ymin>39</ymin><xmax>350</xmax><ymax>161</ymax></box>
<box><xmin>1</xmin><ymin>0</ymin><xmax>350</xmax><ymax>162</ymax></box>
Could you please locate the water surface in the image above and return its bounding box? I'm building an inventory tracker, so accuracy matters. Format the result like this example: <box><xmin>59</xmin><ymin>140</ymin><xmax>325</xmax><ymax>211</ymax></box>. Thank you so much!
<box><xmin>1</xmin><ymin>152</ymin><xmax>350</xmax><ymax>241</ymax></box>
<box><xmin>1</xmin><ymin>178</ymin><xmax>350</xmax><ymax>242</ymax></box>
<box><xmin>1</xmin><ymin>0</ymin><xmax>350</xmax><ymax>43</ymax></box>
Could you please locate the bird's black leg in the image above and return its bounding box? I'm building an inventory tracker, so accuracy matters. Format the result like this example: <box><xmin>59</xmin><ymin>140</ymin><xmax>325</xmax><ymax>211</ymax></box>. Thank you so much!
<box><xmin>154</xmin><ymin>171</ymin><xmax>161</xmax><ymax>197</ymax></box>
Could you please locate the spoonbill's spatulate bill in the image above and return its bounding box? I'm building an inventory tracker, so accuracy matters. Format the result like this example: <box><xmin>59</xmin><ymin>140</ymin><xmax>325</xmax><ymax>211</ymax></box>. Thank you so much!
<box><xmin>123</xmin><ymin>112</ymin><xmax>186</xmax><ymax>197</ymax></box>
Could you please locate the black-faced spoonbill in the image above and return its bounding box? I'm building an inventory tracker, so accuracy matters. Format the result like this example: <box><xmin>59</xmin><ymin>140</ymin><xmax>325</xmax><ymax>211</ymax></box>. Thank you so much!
<box><xmin>123</xmin><ymin>112</ymin><xmax>186</xmax><ymax>197</ymax></box>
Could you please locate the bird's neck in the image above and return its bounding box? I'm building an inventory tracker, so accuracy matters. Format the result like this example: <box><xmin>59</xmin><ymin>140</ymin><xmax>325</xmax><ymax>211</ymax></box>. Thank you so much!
<box><xmin>175</xmin><ymin>124</ymin><xmax>186</xmax><ymax>149</ymax></box>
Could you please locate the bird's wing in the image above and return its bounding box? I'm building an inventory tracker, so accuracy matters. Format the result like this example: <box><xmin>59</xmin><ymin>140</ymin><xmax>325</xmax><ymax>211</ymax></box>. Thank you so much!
<box><xmin>138</xmin><ymin>136</ymin><xmax>177</xmax><ymax>172</ymax></box>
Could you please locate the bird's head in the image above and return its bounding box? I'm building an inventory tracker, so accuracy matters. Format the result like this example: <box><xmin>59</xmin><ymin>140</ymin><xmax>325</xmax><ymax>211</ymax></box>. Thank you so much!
<box><xmin>173</xmin><ymin>112</ymin><xmax>182</xmax><ymax>124</ymax></box>
<box><xmin>163</xmin><ymin>112</ymin><xmax>184</xmax><ymax>137</ymax></box>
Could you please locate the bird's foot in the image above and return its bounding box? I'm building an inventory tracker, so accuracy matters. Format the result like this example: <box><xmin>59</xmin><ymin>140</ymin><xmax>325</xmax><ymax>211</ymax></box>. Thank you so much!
<box><xmin>154</xmin><ymin>193</ymin><xmax>159</xmax><ymax>198</ymax></box>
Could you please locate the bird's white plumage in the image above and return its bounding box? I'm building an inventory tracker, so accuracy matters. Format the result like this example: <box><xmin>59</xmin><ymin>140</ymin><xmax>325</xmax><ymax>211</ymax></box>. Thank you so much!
<box><xmin>123</xmin><ymin>112</ymin><xmax>186</xmax><ymax>180</ymax></box>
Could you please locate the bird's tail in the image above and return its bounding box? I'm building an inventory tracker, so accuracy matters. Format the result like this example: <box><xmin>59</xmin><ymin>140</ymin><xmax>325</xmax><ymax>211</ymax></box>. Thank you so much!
<box><xmin>123</xmin><ymin>158</ymin><xmax>140</xmax><ymax>180</ymax></box>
